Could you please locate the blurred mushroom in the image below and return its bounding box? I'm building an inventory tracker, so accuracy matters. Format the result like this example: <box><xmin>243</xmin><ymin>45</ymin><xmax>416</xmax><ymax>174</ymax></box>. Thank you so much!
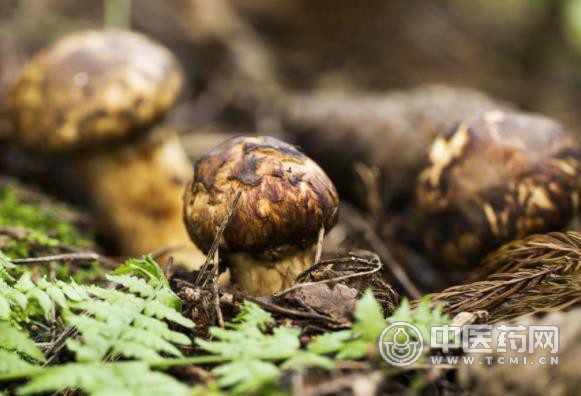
<box><xmin>281</xmin><ymin>85</ymin><xmax>505</xmax><ymax>209</ymax></box>
<box><xmin>183</xmin><ymin>136</ymin><xmax>339</xmax><ymax>296</ymax></box>
<box><xmin>414</xmin><ymin>110</ymin><xmax>580</xmax><ymax>267</ymax></box>
<box><xmin>8</xmin><ymin>29</ymin><xmax>205</xmax><ymax>268</ymax></box>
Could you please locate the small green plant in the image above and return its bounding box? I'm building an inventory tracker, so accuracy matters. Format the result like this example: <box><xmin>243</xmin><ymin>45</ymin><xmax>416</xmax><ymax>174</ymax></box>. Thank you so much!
<box><xmin>189</xmin><ymin>290</ymin><xmax>451</xmax><ymax>394</ymax></box>
<box><xmin>0</xmin><ymin>249</ymin><xmax>453</xmax><ymax>396</ymax></box>
<box><xmin>389</xmin><ymin>296</ymin><xmax>451</xmax><ymax>344</ymax></box>
<box><xmin>0</xmin><ymin>254</ymin><xmax>194</xmax><ymax>395</ymax></box>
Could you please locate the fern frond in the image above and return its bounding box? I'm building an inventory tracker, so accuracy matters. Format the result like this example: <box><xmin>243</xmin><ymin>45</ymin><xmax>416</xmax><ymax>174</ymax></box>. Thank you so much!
<box><xmin>232</xmin><ymin>300</ymin><xmax>273</xmax><ymax>331</ymax></box>
<box><xmin>0</xmin><ymin>252</ymin><xmax>16</xmax><ymax>282</ymax></box>
<box><xmin>16</xmin><ymin>362</ymin><xmax>190</xmax><ymax>396</ymax></box>
<box><xmin>144</xmin><ymin>300</ymin><xmax>195</xmax><ymax>328</ymax></box>
<box><xmin>106</xmin><ymin>274</ymin><xmax>156</xmax><ymax>299</ymax></box>
<box><xmin>0</xmin><ymin>322</ymin><xmax>45</xmax><ymax>363</ymax></box>
<box><xmin>0</xmin><ymin>350</ymin><xmax>36</xmax><ymax>374</ymax></box>
<box><xmin>60</xmin><ymin>258</ymin><xmax>194</xmax><ymax>363</ymax></box>
<box><xmin>212</xmin><ymin>360</ymin><xmax>280</xmax><ymax>395</ymax></box>
<box><xmin>112</xmin><ymin>255</ymin><xmax>169</xmax><ymax>288</ymax></box>
<box><xmin>0</xmin><ymin>349</ymin><xmax>35</xmax><ymax>374</ymax></box>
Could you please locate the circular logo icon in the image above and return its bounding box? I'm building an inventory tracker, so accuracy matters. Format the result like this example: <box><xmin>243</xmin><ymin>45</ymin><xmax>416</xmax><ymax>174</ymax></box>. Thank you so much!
<box><xmin>379</xmin><ymin>322</ymin><xmax>424</xmax><ymax>367</ymax></box>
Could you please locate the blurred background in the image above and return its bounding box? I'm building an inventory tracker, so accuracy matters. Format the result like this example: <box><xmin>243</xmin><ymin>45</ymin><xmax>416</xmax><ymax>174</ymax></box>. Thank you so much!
<box><xmin>2</xmin><ymin>0</ymin><xmax>581</xmax><ymax>254</ymax></box>
<box><xmin>3</xmin><ymin>0</ymin><xmax>581</xmax><ymax>258</ymax></box>
<box><xmin>3</xmin><ymin>0</ymin><xmax>581</xmax><ymax>138</ymax></box>
<box><xmin>1</xmin><ymin>0</ymin><xmax>580</xmax><ymax>292</ymax></box>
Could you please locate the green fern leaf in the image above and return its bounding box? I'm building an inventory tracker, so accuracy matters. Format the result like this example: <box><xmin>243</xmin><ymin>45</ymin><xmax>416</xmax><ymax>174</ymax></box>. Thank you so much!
<box><xmin>0</xmin><ymin>251</ymin><xmax>16</xmax><ymax>282</ymax></box>
<box><xmin>0</xmin><ymin>350</ymin><xmax>36</xmax><ymax>374</ymax></box>
<box><xmin>110</xmin><ymin>340</ymin><xmax>163</xmax><ymax>362</ymax></box>
<box><xmin>307</xmin><ymin>330</ymin><xmax>352</xmax><ymax>355</ymax></box>
<box><xmin>352</xmin><ymin>289</ymin><xmax>387</xmax><ymax>341</ymax></box>
<box><xmin>143</xmin><ymin>300</ymin><xmax>194</xmax><ymax>328</ymax></box>
<box><xmin>0</xmin><ymin>322</ymin><xmax>45</xmax><ymax>362</ymax></box>
<box><xmin>133</xmin><ymin>314</ymin><xmax>191</xmax><ymax>345</ymax></box>
<box><xmin>233</xmin><ymin>300</ymin><xmax>273</xmax><ymax>330</ymax></box>
<box><xmin>0</xmin><ymin>296</ymin><xmax>10</xmax><ymax>320</ymax></box>
<box><xmin>212</xmin><ymin>360</ymin><xmax>280</xmax><ymax>395</ymax></box>
<box><xmin>16</xmin><ymin>362</ymin><xmax>190</xmax><ymax>396</ymax></box>
<box><xmin>58</xmin><ymin>280</ymin><xmax>90</xmax><ymax>302</ymax></box>
<box><xmin>112</xmin><ymin>255</ymin><xmax>169</xmax><ymax>288</ymax></box>
<box><xmin>106</xmin><ymin>274</ymin><xmax>155</xmax><ymax>299</ymax></box>
<box><xmin>119</xmin><ymin>328</ymin><xmax>184</xmax><ymax>357</ymax></box>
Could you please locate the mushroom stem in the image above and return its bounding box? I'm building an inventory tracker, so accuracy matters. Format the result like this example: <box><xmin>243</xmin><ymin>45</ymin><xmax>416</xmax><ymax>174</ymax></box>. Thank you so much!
<box><xmin>229</xmin><ymin>247</ymin><xmax>315</xmax><ymax>296</ymax></box>
<box><xmin>74</xmin><ymin>127</ymin><xmax>205</xmax><ymax>269</ymax></box>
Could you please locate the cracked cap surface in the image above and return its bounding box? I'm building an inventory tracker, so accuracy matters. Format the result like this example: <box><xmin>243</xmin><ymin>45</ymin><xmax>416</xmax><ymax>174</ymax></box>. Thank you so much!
<box><xmin>183</xmin><ymin>136</ymin><xmax>339</xmax><ymax>258</ymax></box>
<box><xmin>415</xmin><ymin>110</ymin><xmax>581</xmax><ymax>267</ymax></box>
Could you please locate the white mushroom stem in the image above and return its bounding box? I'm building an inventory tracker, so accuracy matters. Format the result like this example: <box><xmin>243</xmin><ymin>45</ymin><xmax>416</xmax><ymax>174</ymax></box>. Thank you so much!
<box><xmin>74</xmin><ymin>127</ymin><xmax>205</xmax><ymax>269</ymax></box>
<box><xmin>228</xmin><ymin>246</ymin><xmax>316</xmax><ymax>296</ymax></box>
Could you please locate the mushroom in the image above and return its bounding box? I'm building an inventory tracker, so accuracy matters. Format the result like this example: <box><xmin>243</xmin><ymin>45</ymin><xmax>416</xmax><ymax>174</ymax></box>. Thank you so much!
<box><xmin>8</xmin><ymin>29</ymin><xmax>205</xmax><ymax>268</ymax></box>
<box><xmin>281</xmin><ymin>85</ymin><xmax>504</xmax><ymax>208</ymax></box>
<box><xmin>183</xmin><ymin>136</ymin><xmax>339</xmax><ymax>296</ymax></box>
<box><xmin>414</xmin><ymin>110</ymin><xmax>580</xmax><ymax>267</ymax></box>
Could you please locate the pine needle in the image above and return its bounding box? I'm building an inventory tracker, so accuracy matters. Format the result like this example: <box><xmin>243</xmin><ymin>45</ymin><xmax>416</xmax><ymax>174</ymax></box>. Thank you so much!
<box><xmin>426</xmin><ymin>231</ymin><xmax>581</xmax><ymax>322</ymax></box>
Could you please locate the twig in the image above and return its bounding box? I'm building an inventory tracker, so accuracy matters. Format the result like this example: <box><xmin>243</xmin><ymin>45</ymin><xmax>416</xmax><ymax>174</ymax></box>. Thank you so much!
<box><xmin>151</xmin><ymin>245</ymin><xmax>183</xmax><ymax>260</ymax></box>
<box><xmin>314</xmin><ymin>226</ymin><xmax>325</xmax><ymax>265</ymax></box>
<box><xmin>195</xmin><ymin>192</ymin><xmax>241</xmax><ymax>287</ymax></box>
<box><xmin>236</xmin><ymin>294</ymin><xmax>339</xmax><ymax>323</ymax></box>
<box><xmin>163</xmin><ymin>256</ymin><xmax>174</xmax><ymax>279</ymax></box>
<box><xmin>212</xmin><ymin>249</ymin><xmax>224</xmax><ymax>328</ymax></box>
<box><xmin>43</xmin><ymin>326</ymin><xmax>78</xmax><ymax>366</ymax></box>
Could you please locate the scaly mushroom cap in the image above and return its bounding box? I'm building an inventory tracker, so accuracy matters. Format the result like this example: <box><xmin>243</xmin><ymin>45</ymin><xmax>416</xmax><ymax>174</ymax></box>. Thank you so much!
<box><xmin>9</xmin><ymin>29</ymin><xmax>182</xmax><ymax>153</ymax></box>
<box><xmin>414</xmin><ymin>110</ymin><xmax>580</xmax><ymax>267</ymax></box>
<box><xmin>183</xmin><ymin>136</ymin><xmax>339</xmax><ymax>258</ymax></box>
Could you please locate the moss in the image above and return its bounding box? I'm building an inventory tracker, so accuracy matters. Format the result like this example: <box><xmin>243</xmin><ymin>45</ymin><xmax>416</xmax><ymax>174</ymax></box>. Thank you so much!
<box><xmin>0</xmin><ymin>185</ymin><xmax>102</xmax><ymax>282</ymax></box>
<box><xmin>0</xmin><ymin>186</ymin><xmax>92</xmax><ymax>251</ymax></box>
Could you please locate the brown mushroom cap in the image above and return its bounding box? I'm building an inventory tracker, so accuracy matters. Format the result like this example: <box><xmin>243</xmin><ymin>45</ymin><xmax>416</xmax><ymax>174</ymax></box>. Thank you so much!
<box><xmin>9</xmin><ymin>29</ymin><xmax>182</xmax><ymax>153</ymax></box>
<box><xmin>414</xmin><ymin>110</ymin><xmax>580</xmax><ymax>267</ymax></box>
<box><xmin>183</xmin><ymin>136</ymin><xmax>339</xmax><ymax>258</ymax></box>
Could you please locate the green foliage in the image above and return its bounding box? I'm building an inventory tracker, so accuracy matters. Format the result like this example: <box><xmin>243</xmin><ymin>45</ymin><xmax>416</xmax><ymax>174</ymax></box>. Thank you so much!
<box><xmin>0</xmin><ymin>247</ymin><xmax>453</xmax><ymax>396</ymax></box>
<box><xmin>563</xmin><ymin>0</ymin><xmax>581</xmax><ymax>55</ymax></box>
<box><xmin>17</xmin><ymin>362</ymin><xmax>190</xmax><ymax>396</ymax></box>
<box><xmin>0</xmin><ymin>255</ymin><xmax>195</xmax><ymax>395</ymax></box>
<box><xmin>0</xmin><ymin>252</ymin><xmax>16</xmax><ymax>282</ymax></box>
<box><xmin>193</xmin><ymin>301</ymin><xmax>303</xmax><ymax>394</ymax></box>
<box><xmin>389</xmin><ymin>296</ymin><xmax>451</xmax><ymax>344</ymax></box>
<box><xmin>113</xmin><ymin>255</ymin><xmax>170</xmax><ymax>288</ymax></box>
<box><xmin>0</xmin><ymin>187</ymin><xmax>90</xmax><ymax>251</ymax></box>
<box><xmin>0</xmin><ymin>263</ymin><xmax>88</xmax><ymax>323</ymax></box>
<box><xmin>191</xmin><ymin>290</ymin><xmax>452</xmax><ymax>394</ymax></box>
<box><xmin>197</xmin><ymin>302</ymin><xmax>301</xmax><ymax>361</ymax></box>
<box><xmin>307</xmin><ymin>289</ymin><xmax>388</xmax><ymax>360</ymax></box>
<box><xmin>194</xmin><ymin>291</ymin><xmax>393</xmax><ymax>393</ymax></box>
<box><xmin>0</xmin><ymin>322</ymin><xmax>45</xmax><ymax>363</ymax></box>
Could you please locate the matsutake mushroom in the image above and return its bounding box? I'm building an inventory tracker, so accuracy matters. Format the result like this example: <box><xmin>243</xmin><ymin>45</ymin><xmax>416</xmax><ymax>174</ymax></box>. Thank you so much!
<box><xmin>8</xmin><ymin>29</ymin><xmax>205</xmax><ymax>268</ymax></box>
<box><xmin>281</xmin><ymin>85</ymin><xmax>504</xmax><ymax>209</ymax></box>
<box><xmin>413</xmin><ymin>110</ymin><xmax>580</xmax><ymax>267</ymax></box>
<box><xmin>183</xmin><ymin>136</ymin><xmax>339</xmax><ymax>296</ymax></box>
